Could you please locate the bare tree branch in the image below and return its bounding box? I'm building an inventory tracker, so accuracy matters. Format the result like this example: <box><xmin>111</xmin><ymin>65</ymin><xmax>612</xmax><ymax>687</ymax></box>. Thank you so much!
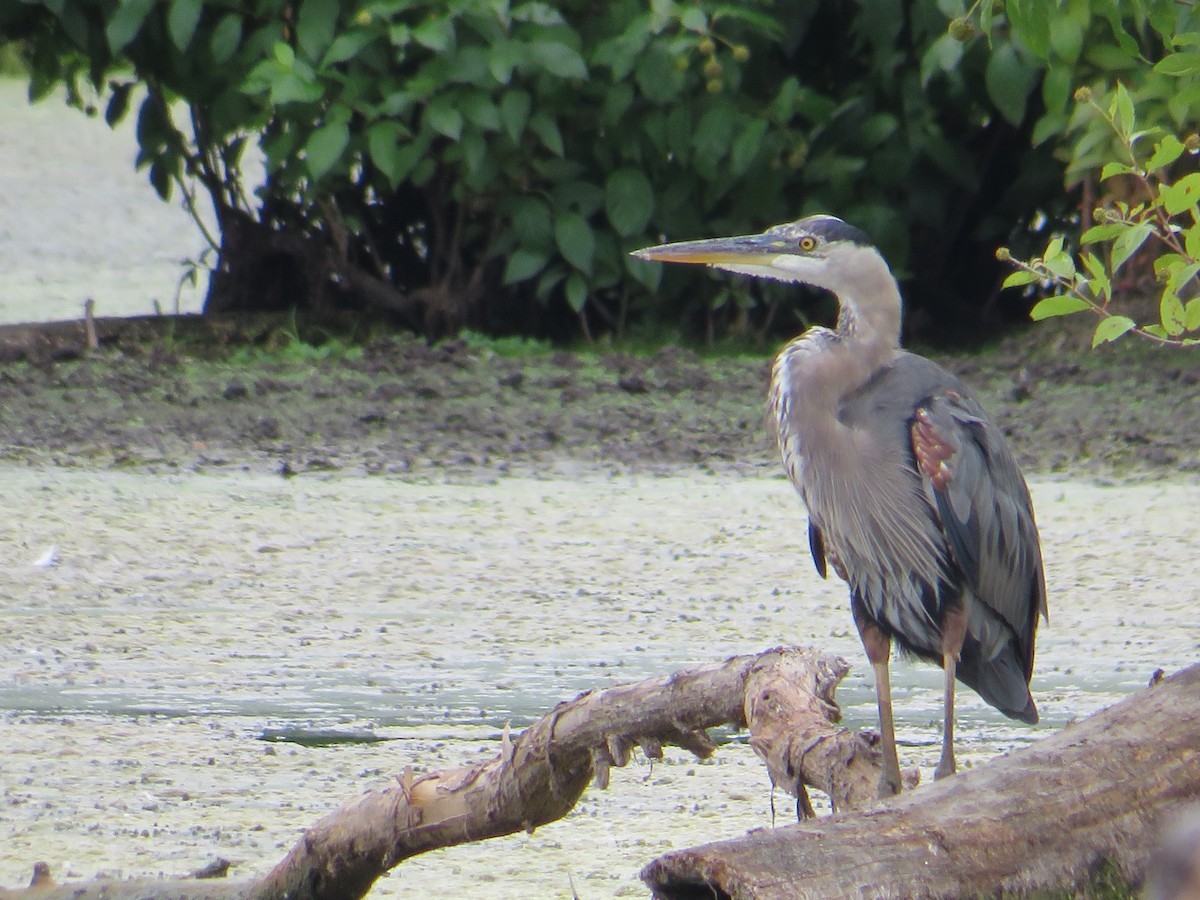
<box><xmin>642</xmin><ymin>661</ymin><xmax>1200</xmax><ymax>899</ymax></box>
<box><xmin>0</xmin><ymin>647</ymin><xmax>876</xmax><ymax>900</ymax></box>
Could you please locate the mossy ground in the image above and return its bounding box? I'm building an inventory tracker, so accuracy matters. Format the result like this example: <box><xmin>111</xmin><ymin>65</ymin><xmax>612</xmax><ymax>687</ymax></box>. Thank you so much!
<box><xmin>0</xmin><ymin>314</ymin><xmax>1195</xmax><ymax>482</ymax></box>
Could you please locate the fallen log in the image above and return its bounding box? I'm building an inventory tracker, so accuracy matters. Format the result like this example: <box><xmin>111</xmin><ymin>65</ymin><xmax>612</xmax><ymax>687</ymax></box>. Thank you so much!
<box><xmin>642</xmin><ymin>661</ymin><xmax>1200</xmax><ymax>899</ymax></box>
<box><xmin>0</xmin><ymin>647</ymin><xmax>879</xmax><ymax>900</ymax></box>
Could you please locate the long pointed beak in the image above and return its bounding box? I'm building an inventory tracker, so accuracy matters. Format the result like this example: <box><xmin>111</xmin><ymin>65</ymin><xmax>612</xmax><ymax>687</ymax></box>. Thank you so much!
<box><xmin>631</xmin><ymin>233</ymin><xmax>787</xmax><ymax>267</ymax></box>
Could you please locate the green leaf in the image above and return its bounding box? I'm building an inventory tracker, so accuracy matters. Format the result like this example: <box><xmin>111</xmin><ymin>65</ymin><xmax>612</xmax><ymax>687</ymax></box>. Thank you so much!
<box><xmin>634</xmin><ymin>47</ymin><xmax>685</xmax><ymax>104</ymax></box>
<box><xmin>167</xmin><ymin>0</ymin><xmax>203</xmax><ymax>51</ymax></box>
<box><xmin>536</xmin><ymin>266</ymin><xmax>566</xmax><ymax>301</ymax></box>
<box><xmin>1146</xmin><ymin>135</ymin><xmax>1185</xmax><ymax>173</ymax></box>
<box><xmin>366</xmin><ymin>121</ymin><xmax>409</xmax><ymax>188</ymax></box>
<box><xmin>413</xmin><ymin>16</ymin><xmax>454</xmax><ymax>52</ymax></box>
<box><xmin>1155</xmin><ymin>52</ymin><xmax>1200</xmax><ymax>77</ymax></box>
<box><xmin>105</xmin><ymin>82</ymin><xmax>133</xmax><ymax>127</ymax></box>
<box><xmin>509</xmin><ymin>197</ymin><xmax>554</xmax><ymax>250</ymax></box>
<box><xmin>211</xmin><ymin>14</ymin><xmax>244</xmax><ymax>65</ymax></box>
<box><xmin>1041</xmin><ymin>64</ymin><xmax>1072</xmax><ymax>114</ymax></box>
<box><xmin>321</xmin><ymin>30</ymin><xmax>378</xmax><ymax>67</ymax></box>
<box><xmin>305</xmin><ymin>121</ymin><xmax>349</xmax><ymax>180</ymax></box>
<box><xmin>488</xmin><ymin>39</ymin><xmax>524</xmax><ymax>84</ymax></box>
<box><xmin>503</xmin><ymin>248</ymin><xmax>547</xmax><ymax>285</ymax></box>
<box><xmin>460</xmin><ymin>92</ymin><xmax>500</xmax><ymax>132</ymax></box>
<box><xmin>458</xmin><ymin>130</ymin><xmax>487</xmax><ymax>178</ymax></box>
<box><xmin>1110</xmin><ymin>222</ymin><xmax>1153</xmax><ymax>275</ymax></box>
<box><xmin>1110</xmin><ymin>82</ymin><xmax>1135</xmax><ymax>140</ymax></box>
<box><xmin>443</xmin><ymin>46</ymin><xmax>490</xmax><ymax>86</ymax></box>
<box><xmin>858</xmin><ymin>113</ymin><xmax>898</xmax><ymax>149</ymax></box>
<box><xmin>1049</xmin><ymin>17</ymin><xmax>1083</xmax><ymax>64</ymax></box>
<box><xmin>1186</xmin><ymin>297</ymin><xmax>1200</xmax><ymax>332</ymax></box>
<box><xmin>528</xmin><ymin>112</ymin><xmax>564</xmax><ymax>156</ymax></box>
<box><xmin>554</xmin><ymin>212</ymin><xmax>594</xmax><ymax>274</ymax></box>
<box><xmin>1003</xmin><ymin>269</ymin><xmax>1039</xmax><ymax>288</ymax></box>
<box><xmin>1031</xmin><ymin>111</ymin><xmax>1068</xmax><ymax>147</ymax></box>
<box><xmin>297</xmin><ymin>0</ymin><xmax>339</xmax><ymax>62</ymax></box>
<box><xmin>511</xmin><ymin>3</ymin><xmax>565</xmax><ymax>25</ymax></box>
<box><xmin>1042</xmin><ymin>251</ymin><xmax>1076</xmax><ymax>280</ymax></box>
<box><xmin>1005</xmin><ymin>0</ymin><xmax>1050</xmax><ymax>59</ymax></box>
<box><xmin>1081</xmin><ymin>252</ymin><xmax>1112</xmax><ymax>300</ymax></box>
<box><xmin>1162</xmin><ymin>173</ymin><xmax>1200</xmax><ymax>216</ymax></box>
<box><xmin>691</xmin><ymin>105</ymin><xmax>735</xmax><ymax>171</ymax></box>
<box><xmin>564</xmin><ymin>272</ymin><xmax>588</xmax><ymax>313</ymax></box>
<box><xmin>148</xmin><ymin>156</ymin><xmax>174</xmax><ymax>200</ymax></box>
<box><xmin>985</xmin><ymin>43</ymin><xmax>1038</xmax><ymax>126</ymax></box>
<box><xmin>1030</xmin><ymin>295</ymin><xmax>1090</xmax><ymax>319</ymax></box>
<box><xmin>1188</xmin><ymin>223</ymin><xmax>1200</xmax><ymax>260</ymax></box>
<box><xmin>1161</xmin><ymin>291</ymin><xmax>1188</xmax><ymax>336</ymax></box>
<box><xmin>626</xmin><ymin>252</ymin><xmax>663</xmax><ymax>292</ymax></box>
<box><xmin>1092</xmin><ymin>315</ymin><xmax>1136</xmax><ymax>347</ymax></box>
<box><xmin>920</xmin><ymin>33</ymin><xmax>963</xmax><ymax>88</ymax></box>
<box><xmin>604</xmin><ymin>168</ymin><xmax>654</xmax><ymax>237</ymax></box>
<box><xmin>729</xmin><ymin>118</ymin><xmax>768</xmax><ymax>178</ymax></box>
<box><xmin>591</xmin><ymin>27</ymin><xmax>650</xmax><ymax>81</ymax></box>
<box><xmin>528</xmin><ymin>41</ymin><xmax>588</xmax><ymax>79</ymax></box>
<box><xmin>1081</xmin><ymin>223</ymin><xmax>1124</xmax><ymax>244</ymax></box>
<box><xmin>1168</xmin><ymin>262</ymin><xmax>1200</xmax><ymax>297</ymax></box>
<box><xmin>499</xmin><ymin>90</ymin><xmax>531</xmax><ymax>142</ymax></box>
<box><xmin>680</xmin><ymin>7</ymin><xmax>707</xmax><ymax>31</ymax></box>
<box><xmin>106</xmin><ymin>0</ymin><xmax>156</xmax><ymax>54</ymax></box>
<box><xmin>424</xmin><ymin>99</ymin><xmax>463</xmax><ymax>140</ymax></box>
<box><xmin>1100</xmin><ymin>161</ymin><xmax>1135</xmax><ymax>180</ymax></box>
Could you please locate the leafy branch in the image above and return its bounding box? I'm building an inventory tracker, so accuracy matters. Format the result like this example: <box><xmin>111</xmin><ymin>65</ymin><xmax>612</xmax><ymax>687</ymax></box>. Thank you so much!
<box><xmin>998</xmin><ymin>82</ymin><xmax>1200</xmax><ymax>348</ymax></box>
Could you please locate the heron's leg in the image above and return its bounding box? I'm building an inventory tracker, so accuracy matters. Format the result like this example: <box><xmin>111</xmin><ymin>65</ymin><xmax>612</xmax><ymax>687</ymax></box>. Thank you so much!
<box><xmin>935</xmin><ymin>604</ymin><xmax>968</xmax><ymax>781</ymax></box>
<box><xmin>852</xmin><ymin>600</ymin><xmax>901</xmax><ymax>797</ymax></box>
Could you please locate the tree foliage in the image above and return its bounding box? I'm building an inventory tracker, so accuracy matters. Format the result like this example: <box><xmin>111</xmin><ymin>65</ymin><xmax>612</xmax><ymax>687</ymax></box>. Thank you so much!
<box><xmin>1001</xmin><ymin>86</ymin><xmax>1200</xmax><ymax>348</ymax></box>
<box><xmin>976</xmin><ymin>0</ymin><xmax>1200</xmax><ymax>348</ymax></box>
<box><xmin>9</xmin><ymin>0</ymin><xmax>1184</xmax><ymax>342</ymax></box>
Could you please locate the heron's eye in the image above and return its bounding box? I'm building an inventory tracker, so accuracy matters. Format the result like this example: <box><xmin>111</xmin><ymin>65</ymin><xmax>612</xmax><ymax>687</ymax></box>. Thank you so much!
<box><xmin>798</xmin><ymin>236</ymin><xmax>817</xmax><ymax>252</ymax></box>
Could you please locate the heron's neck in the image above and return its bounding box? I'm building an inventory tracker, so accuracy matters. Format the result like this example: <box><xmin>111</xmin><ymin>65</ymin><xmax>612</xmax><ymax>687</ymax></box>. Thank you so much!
<box><xmin>831</xmin><ymin>252</ymin><xmax>902</xmax><ymax>361</ymax></box>
<box><xmin>770</xmin><ymin>251</ymin><xmax>903</xmax><ymax>440</ymax></box>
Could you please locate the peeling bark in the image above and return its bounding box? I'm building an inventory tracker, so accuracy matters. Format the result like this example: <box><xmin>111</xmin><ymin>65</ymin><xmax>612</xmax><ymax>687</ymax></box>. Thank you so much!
<box><xmin>642</xmin><ymin>662</ymin><xmax>1200</xmax><ymax>900</ymax></box>
<box><xmin>1</xmin><ymin>647</ymin><xmax>874</xmax><ymax>900</ymax></box>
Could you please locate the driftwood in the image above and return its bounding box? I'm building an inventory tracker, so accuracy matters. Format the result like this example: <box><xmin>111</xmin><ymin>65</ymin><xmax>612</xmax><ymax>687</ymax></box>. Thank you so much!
<box><xmin>642</xmin><ymin>661</ymin><xmax>1200</xmax><ymax>899</ymax></box>
<box><xmin>0</xmin><ymin>647</ymin><xmax>878</xmax><ymax>900</ymax></box>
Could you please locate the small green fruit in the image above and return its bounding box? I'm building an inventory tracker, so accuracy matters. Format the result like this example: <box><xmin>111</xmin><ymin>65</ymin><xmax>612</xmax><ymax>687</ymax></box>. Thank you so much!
<box><xmin>947</xmin><ymin>17</ymin><xmax>975</xmax><ymax>41</ymax></box>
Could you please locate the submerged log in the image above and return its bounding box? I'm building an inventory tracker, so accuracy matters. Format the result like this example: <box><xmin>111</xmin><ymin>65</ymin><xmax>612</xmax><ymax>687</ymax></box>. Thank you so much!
<box><xmin>642</xmin><ymin>662</ymin><xmax>1200</xmax><ymax>900</ymax></box>
<box><xmin>0</xmin><ymin>647</ymin><xmax>879</xmax><ymax>900</ymax></box>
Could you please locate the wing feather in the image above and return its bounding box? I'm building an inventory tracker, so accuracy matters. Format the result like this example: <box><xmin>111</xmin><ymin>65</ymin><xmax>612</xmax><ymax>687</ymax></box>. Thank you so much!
<box><xmin>910</xmin><ymin>390</ymin><xmax>1046</xmax><ymax>673</ymax></box>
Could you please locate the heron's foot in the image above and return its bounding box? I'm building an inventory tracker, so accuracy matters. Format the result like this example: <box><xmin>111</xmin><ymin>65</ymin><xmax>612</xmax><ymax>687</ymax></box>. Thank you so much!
<box><xmin>877</xmin><ymin>767</ymin><xmax>903</xmax><ymax>798</ymax></box>
<box><xmin>934</xmin><ymin>753</ymin><xmax>956</xmax><ymax>781</ymax></box>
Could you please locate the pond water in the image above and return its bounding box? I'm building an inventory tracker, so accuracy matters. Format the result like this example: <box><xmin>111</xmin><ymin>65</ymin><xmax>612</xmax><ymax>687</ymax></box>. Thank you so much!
<box><xmin>0</xmin><ymin>78</ymin><xmax>212</xmax><ymax>325</ymax></box>
<box><xmin>1</xmin><ymin>468</ymin><xmax>1196</xmax><ymax>897</ymax></box>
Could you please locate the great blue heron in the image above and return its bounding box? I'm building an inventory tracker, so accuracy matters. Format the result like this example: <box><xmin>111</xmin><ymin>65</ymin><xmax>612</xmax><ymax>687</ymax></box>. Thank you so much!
<box><xmin>633</xmin><ymin>215</ymin><xmax>1047</xmax><ymax>796</ymax></box>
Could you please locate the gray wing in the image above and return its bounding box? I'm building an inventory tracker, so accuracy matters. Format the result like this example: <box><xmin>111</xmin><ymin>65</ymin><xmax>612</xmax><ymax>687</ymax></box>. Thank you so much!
<box><xmin>909</xmin><ymin>386</ymin><xmax>1047</xmax><ymax>677</ymax></box>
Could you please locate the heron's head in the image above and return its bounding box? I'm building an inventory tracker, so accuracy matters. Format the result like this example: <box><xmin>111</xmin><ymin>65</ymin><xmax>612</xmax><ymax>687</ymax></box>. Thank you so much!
<box><xmin>631</xmin><ymin>215</ymin><xmax>888</xmax><ymax>299</ymax></box>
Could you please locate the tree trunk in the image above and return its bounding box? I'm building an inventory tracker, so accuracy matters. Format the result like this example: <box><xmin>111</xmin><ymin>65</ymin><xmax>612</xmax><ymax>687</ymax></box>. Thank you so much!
<box><xmin>202</xmin><ymin>208</ymin><xmax>420</xmax><ymax>328</ymax></box>
<box><xmin>641</xmin><ymin>662</ymin><xmax>1200</xmax><ymax>899</ymax></box>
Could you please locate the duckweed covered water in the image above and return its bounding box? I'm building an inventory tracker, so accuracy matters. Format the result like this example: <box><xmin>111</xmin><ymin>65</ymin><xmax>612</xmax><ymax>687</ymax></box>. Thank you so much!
<box><xmin>1</xmin><ymin>469</ymin><xmax>1196</xmax><ymax>897</ymax></box>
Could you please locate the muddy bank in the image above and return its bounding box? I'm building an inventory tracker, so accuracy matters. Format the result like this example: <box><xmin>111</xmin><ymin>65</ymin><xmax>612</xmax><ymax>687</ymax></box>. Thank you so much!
<box><xmin>0</xmin><ymin>317</ymin><xmax>1198</xmax><ymax>481</ymax></box>
<box><xmin>2</xmin><ymin>470</ymin><xmax>1197</xmax><ymax>897</ymax></box>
